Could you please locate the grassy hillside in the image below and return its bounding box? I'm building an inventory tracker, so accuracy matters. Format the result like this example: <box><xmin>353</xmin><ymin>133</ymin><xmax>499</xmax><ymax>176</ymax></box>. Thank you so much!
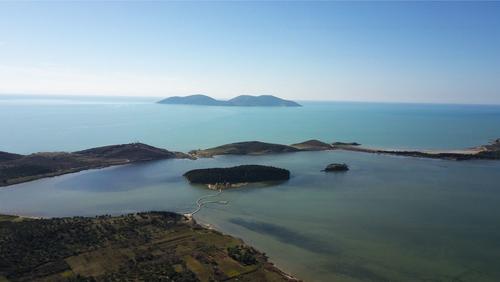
<box><xmin>0</xmin><ymin>143</ymin><xmax>190</xmax><ymax>187</ymax></box>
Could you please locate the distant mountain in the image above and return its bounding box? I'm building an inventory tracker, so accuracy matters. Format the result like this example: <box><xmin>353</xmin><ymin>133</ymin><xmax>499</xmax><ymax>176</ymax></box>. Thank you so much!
<box><xmin>227</xmin><ymin>95</ymin><xmax>301</xmax><ymax>107</ymax></box>
<box><xmin>157</xmin><ymin>94</ymin><xmax>226</xmax><ymax>106</ymax></box>
<box><xmin>157</xmin><ymin>94</ymin><xmax>301</xmax><ymax>107</ymax></box>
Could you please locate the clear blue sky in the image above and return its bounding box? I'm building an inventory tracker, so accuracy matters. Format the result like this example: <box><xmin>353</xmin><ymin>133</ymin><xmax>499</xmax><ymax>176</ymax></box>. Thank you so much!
<box><xmin>0</xmin><ymin>1</ymin><xmax>499</xmax><ymax>104</ymax></box>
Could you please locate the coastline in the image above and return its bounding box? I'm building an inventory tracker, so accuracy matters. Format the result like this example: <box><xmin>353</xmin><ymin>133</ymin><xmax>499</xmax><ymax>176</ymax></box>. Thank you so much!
<box><xmin>331</xmin><ymin>144</ymin><xmax>492</xmax><ymax>160</ymax></box>
<box><xmin>1</xmin><ymin>138</ymin><xmax>499</xmax><ymax>188</ymax></box>
<box><xmin>0</xmin><ymin>161</ymin><xmax>131</xmax><ymax>188</ymax></box>
<box><xmin>193</xmin><ymin>214</ymin><xmax>301</xmax><ymax>282</ymax></box>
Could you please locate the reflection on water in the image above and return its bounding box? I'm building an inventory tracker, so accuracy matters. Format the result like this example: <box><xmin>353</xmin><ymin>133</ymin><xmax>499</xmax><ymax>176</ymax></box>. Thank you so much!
<box><xmin>1</xmin><ymin>151</ymin><xmax>500</xmax><ymax>281</ymax></box>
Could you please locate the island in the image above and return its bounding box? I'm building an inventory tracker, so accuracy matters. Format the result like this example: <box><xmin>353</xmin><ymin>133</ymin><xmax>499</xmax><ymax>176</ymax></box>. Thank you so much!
<box><xmin>157</xmin><ymin>94</ymin><xmax>301</xmax><ymax>107</ymax></box>
<box><xmin>0</xmin><ymin>143</ymin><xmax>191</xmax><ymax>187</ymax></box>
<box><xmin>323</xmin><ymin>163</ymin><xmax>349</xmax><ymax>172</ymax></box>
<box><xmin>184</xmin><ymin>165</ymin><xmax>290</xmax><ymax>188</ymax></box>
<box><xmin>0</xmin><ymin>212</ymin><xmax>296</xmax><ymax>282</ymax></box>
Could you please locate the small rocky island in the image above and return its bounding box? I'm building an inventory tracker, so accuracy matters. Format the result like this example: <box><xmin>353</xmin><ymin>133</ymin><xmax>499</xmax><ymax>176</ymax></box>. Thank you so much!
<box><xmin>323</xmin><ymin>163</ymin><xmax>349</xmax><ymax>172</ymax></box>
<box><xmin>0</xmin><ymin>143</ymin><xmax>190</xmax><ymax>187</ymax></box>
<box><xmin>158</xmin><ymin>94</ymin><xmax>301</xmax><ymax>107</ymax></box>
<box><xmin>184</xmin><ymin>165</ymin><xmax>290</xmax><ymax>188</ymax></box>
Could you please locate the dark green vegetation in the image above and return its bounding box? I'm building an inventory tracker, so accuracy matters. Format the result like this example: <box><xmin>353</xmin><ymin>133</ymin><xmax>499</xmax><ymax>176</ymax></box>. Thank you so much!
<box><xmin>0</xmin><ymin>212</ymin><xmax>295</xmax><ymax>282</ymax></box>
<box><xmin>157</xmin><ymin>94</ymin><xmax>301</xmax><ymax>107</ymax></box>
<box><xmin>477</xmin><ymin>138</ymin><xmax>500</xmax><ymax>159</ymax></box>
<box><xmin>184</xmin><ymin>165</ymin><xmax>290</xmax><ymax>186</ymax></box>
<box><xmin>0</xmin><ymin>143</ymin><xmax>190</xmax><ymax>187</ymax></box>
<box><xmin>227</xmin><ymin>246</ymin><xmax>258</xmax><ymax>266</ymax></box>
<box><xmin>331</xmin><ymin>142</ymin><xmax>361</xmax><ymax>146</ymax></box>
<box><xmin>0</xmin><ymin>152</ymin><xmax>23</xmax><ymax>162</ymax></box>
<box><xmin>323</xmin><ymin>163</ymin><xmax>349</xmax><ymax>172</ymax></box>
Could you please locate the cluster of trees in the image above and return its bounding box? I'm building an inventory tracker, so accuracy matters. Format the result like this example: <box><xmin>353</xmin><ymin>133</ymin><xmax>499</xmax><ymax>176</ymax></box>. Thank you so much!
<box><xmin>184</xmin><ymin>165</ymin><xmax>290</xmax><ymax>184</ymax></box>
<box><xmin>227</xmin><ymin>245</ymin><xmax>258</xmax><ymax>265</ymax></box>
<box><xmin>0</xmin><ymin>212</ymin><xmax>187</xmax><ymax>281</ymax></box>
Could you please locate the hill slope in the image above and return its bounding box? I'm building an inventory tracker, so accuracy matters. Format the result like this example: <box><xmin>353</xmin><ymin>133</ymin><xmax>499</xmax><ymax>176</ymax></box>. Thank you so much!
<box><xmin>227</xmin><ymin>95</ymin><xmax>301</xmax><ymax>107</ymax></box>
<box><xmin>0</xmin><ymin>143</ymin><xmax>190</xmax><ymax>187</ymax></box>
<box><xmin>157</xmin><ymin>94</ymin><xmax>226</xmax><ymax>106</ymax></box>
<box><xmin>190</xmin><ymin>141</ymin><xmax>301</xmax><ymax>158</ymax></box>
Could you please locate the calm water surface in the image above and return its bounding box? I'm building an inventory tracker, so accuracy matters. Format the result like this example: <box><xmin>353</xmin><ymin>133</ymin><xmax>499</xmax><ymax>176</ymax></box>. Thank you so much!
<box><xmin>1</xmin><ymin>96</ymin><xmax>500</xmax><ymax>281</ymax></box>
<box><xmin>1</xmin><ymin>95</ymin><xmax>500</xmax><ymax>153</ymax></box>
<box><xmin>1</xmin><ymin>152</ymin><xmax>499</xmax><ymax>281</ymax></box>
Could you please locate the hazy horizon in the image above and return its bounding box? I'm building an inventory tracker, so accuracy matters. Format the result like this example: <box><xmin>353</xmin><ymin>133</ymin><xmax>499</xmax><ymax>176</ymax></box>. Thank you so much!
<box><xmin>3</xmin><ymin>93</ymin><xmax>500</xmax><ymax>106</ymax></box>
<box><xmin>1</xmin><ymin>1</ymin><xmax>499</xmax><ymax>104</ymax></box>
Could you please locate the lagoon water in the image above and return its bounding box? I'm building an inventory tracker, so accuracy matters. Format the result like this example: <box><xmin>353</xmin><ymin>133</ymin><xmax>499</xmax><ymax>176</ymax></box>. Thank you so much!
<box><xmin>1</xmin><ymin>95</ymin><xmax>500</xmax><ymax>281</ymax></box>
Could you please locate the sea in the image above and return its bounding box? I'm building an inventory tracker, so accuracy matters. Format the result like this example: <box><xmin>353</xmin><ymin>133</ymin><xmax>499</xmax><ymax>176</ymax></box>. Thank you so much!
<box><xmin>1</xmin><ymin>95</ymin><xmax>500</xmax><ymax>281</ymax></box>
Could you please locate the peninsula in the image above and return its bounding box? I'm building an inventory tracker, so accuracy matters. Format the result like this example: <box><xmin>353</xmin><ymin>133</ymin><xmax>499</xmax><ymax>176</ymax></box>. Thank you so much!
<box><xmin>157</xmin><ymin>94</ymin><xmax>301</xmax><ymax>107</ymax></box>
<box><xmin>332</xmin><ymin>138</ymin><xmax>500</xmax><ymax>161</ymax></box>
<box><xmin>0</xmin><ymin>212</ymin><xmax>296</xmax><ymax>282</ymax></box>
<box><xmin>189</xmin><ymin>139</ymin><xmax>333</xmax><ymax>158</ymax></box>
<box><xmin>184</xmin><ymin>165</ymin><xmax>290</xmax><ymax>188</ymax></box>
<box><xmin>0</xmin><ymin>143</ymin><xmax>191</xmax><ymax>187</ymax></box>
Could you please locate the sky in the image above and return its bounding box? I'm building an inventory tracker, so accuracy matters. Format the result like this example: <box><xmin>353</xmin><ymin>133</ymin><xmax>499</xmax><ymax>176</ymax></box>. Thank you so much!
<box><xmin>0</xmin><ymin>1</ymin><xmax>499</xmax><ymax>104</ymax></box>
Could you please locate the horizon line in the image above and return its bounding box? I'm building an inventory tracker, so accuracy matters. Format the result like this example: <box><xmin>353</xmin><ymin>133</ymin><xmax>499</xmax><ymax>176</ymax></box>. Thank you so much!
<box><xmin>0</xmin><ymin>92</ymin><xmax>499</xmax><ymax>107</ymax></box>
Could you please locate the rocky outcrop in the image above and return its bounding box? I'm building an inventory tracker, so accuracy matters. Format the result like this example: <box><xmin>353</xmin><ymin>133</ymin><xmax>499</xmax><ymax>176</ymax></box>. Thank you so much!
<box><xmin>323</xmin><ymin>163</ymin><xmax>349</xmax><ymax>172</ymax></box>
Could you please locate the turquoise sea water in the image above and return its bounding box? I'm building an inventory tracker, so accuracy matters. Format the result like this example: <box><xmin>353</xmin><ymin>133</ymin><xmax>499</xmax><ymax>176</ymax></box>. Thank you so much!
<box><xmin>1</xmin><ymin>95</ymin><xmax>500</xmax><ymax>154</ymax></box>
<box><xmin>1</xmin><ymin>95</ymin><xmax>500</xmax><ymax>281</ymax></box>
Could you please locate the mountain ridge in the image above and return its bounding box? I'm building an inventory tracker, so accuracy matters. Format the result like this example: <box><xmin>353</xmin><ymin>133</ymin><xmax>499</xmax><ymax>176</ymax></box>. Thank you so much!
<box><xmin>157</xmin><ymin>94</ymin><xmax>301</xmax><ymax>107</ymax></box>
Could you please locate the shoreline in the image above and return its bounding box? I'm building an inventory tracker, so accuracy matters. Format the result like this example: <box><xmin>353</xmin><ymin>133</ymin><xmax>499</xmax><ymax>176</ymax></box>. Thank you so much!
<box><xmin>331</xmin><ymin>144</ymin><xmax>493</xmax><ymax>160</ymax></box>
<box><xmin>193</xmin><ymin>214</ymin><xmax>301</xmax><ymax>282</ymax></box>
<box><xmin>0</xmin><ymin>161</ymin><xmax>131</xmax><ymax>188</ymax></box>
